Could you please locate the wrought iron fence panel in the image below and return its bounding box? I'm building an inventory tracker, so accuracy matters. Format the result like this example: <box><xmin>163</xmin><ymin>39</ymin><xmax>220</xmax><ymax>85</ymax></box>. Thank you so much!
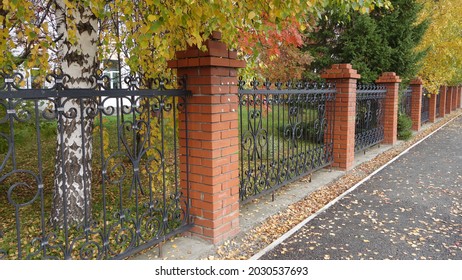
<box><xmin>238</xmin><ymin>78</ymin><xmax>336</xmax><ymax>202</ymax></box>
<box><xmin>0</xmin><ymin>69</ymin><xmax>191</xmax><ymax>259</ymax></box>
<box><xmin>436</xmin><ymin>92</ymin><xmax>441</xmax><ymax>117</ymax></box>
<box><xmin>399</xmin><ymin>87</ymin><xmax>412</xmax><ymax>117</ymax></box>
<box><xmin>355</xmin><ymin>84</ymin><xmax>386</xmax><ymax>152</ymax></box>
<box><xmin>421</xmin><ymin>89</ymin><xmax>430</xmax><ymax>124</ymax></box>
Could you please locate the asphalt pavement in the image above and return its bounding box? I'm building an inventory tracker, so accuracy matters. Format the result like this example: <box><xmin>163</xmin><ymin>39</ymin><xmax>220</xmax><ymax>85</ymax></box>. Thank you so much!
<box><xmin>260</xmin><ymin>116</ymin><xmax>462</xmax><ymax>260</ymax></box>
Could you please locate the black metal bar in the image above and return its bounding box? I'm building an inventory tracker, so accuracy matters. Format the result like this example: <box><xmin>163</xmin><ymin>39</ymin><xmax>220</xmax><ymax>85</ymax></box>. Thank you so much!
<box><xmin>1</xmin><ymin>88</ymin><xmax>188</xmax><ymax>99</ymax></box>
<box><xmin>98</xmin><ymin>98</ymin><xmax>109</xmax><ymax>259</ymax></box>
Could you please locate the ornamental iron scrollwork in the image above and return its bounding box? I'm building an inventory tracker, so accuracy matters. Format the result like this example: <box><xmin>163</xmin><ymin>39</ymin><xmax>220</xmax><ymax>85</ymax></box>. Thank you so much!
<box><xmin>0</xmin><ymin>68</ymin><xmax>191</xmax><ymax>259</ymax></box>
<box><xmin>46</xmin><ymin>68</ymin><xmax>71</xmax><ymax>90</ymax></box>
<box><xmin>355</xmin><ymin>83</ymin><xmax>386</xmax><ymax>152</ymax></box>
<box><xmin>399</xmin><ymin>87</ymin><xmax>412</xmax><ymax>117</ymax></box>
<box><xmin>238</xmin><ymin>77</ymin><xmax>336</xmax><ymax>202</ymax></box>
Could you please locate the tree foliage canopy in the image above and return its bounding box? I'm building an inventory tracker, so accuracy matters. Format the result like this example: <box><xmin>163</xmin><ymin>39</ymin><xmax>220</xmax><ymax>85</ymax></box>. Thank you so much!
<box><xmin>416</xmin><ymin>0</ymin><xmax>462</xmax><ymax>93</ymax></box>
<box><xmin>305</xmin><ymin>0</ymin><xmax>428</xmax><ymax>84</ymax></box>
<box><xmin>1</xmin><ymin>0</ymin><xmax>391</xmax><ymax>80</ymax></box>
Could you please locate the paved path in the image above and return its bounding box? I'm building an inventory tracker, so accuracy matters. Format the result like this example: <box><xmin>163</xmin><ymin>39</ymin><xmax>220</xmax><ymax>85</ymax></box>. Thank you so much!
<box><xmin>261</xmin><ymin>116</ymin><xmax>462</xmax><ymax>260</ymax></box>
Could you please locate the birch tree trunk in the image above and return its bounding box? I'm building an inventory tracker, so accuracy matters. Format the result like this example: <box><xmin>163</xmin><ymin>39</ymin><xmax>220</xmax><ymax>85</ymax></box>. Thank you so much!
<box><xmin>51</xmin><ymin>1</ymin><xmax>98</xmax><ymax>227</ymax></box>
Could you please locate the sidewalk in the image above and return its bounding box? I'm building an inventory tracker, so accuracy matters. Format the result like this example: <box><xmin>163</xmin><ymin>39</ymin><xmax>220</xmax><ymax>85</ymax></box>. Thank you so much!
<box><xmin>131</xmin><ymin>112</ymin><xmax>461</xmax><ymax>260</ymax></box>
<box><xmin>259</xmin><ymin>114</ymin><xmax>462</xmax><ymax>260</ymax></box>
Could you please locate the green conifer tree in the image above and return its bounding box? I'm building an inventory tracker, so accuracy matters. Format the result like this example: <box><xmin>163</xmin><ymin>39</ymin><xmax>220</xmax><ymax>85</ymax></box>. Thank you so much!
<box><xmin>306</xmin><ymin>0</ymin><xmax>428</xmax><ymax>84</ymax></box>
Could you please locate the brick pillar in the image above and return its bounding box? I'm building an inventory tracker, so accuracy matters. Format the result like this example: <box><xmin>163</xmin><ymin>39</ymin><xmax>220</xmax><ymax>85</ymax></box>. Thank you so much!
<box><xmin>376</xmin><ymin>72</ymin><xmax>401</xmax><ymax>144</ymax></box>
<box><xmin>446</xmin><ymin>86</ymin><xmax>453</xmax><ymax>114</ymax></box>
<box><xmin>321</xmin><ymin>64</ymin><xmax>360</xmax><ymax>170</ymax></box>
<box><xmin>168</xmin><ymin>32</ymin><xmax>245</xmax><ymax>243</ymax></box>
<box><xmin>439</xmin><ymin>86</ymin><xmax>447</xmax><ymax>118</ymax></box>
<box><xmin>409</xmin><ymin>78</ymin><xmax>422</xmax><ymax>131</ymax></box>
<box><xmin>429</xmin><ymin>92</ymin><xmax>437</xmax><ymax>123</ymax></box>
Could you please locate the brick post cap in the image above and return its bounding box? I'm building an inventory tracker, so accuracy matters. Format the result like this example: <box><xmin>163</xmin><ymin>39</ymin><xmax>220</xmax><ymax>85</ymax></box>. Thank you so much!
<box><xmin>320</xmin><ymin>63</ymin><xmax>361</xmax><ymax>79</ymax></box>
<box><xmin>410</xmin><ymin>77</ymin><xmax>423</xmax><ymax>85</ymax></box>
<box><xmin>167</xmin><ymin>30</ymin><xmax>246</xmax><ymax>69</ymax></box>
<box><xmin>210</xmin><ymin>31</ymin><xmax>222</xmax><ymax>40</ymax></box>
<box><xmin>376</xmin><ymin>72</ymin><xmax>401</xmax><ymax>84</ymax></box>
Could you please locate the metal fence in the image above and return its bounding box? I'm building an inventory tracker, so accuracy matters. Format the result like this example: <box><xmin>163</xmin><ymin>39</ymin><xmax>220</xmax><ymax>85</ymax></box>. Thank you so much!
<box><xmin>238</xmin><ymin>78</ymin><xmax>336</xmax><ymax>202</ymax></box>
<box><xmin>399</xmin><ymin>87</ymin><xmax>412</xmax><ymax>117</ymax></box>
<box><xmin>436</xmin><ymin>92</ymin><xmax>441</xmax><ymax>117</ymax></box>
<box><xmin>421</xmin><ymin>89</ymin><xmax>430</xmax><ymax>124</ymax></box>
<box><xmin>0</xmin><ymin>69</ymin><xmax>191</xmax><ymax>259</ymax></box>
<box><xmin>355</xmin><ymin>84</ymin><xmax>386</xmax><ymax>152</ymax></box>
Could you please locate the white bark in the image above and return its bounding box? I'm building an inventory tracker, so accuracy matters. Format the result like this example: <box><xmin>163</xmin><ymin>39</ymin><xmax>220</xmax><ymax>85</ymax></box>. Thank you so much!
<box><xmin>51</xmin><ymin>1</ymin><xmax>98</xmax><ymax>227</ymax></box>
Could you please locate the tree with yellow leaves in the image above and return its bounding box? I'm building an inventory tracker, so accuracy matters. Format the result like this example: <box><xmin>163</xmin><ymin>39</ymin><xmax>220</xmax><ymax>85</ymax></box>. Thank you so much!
<box><xmin>417</xmin><ymin>0</ymin><xmax>462</xmax><ymax>93</ymax></box>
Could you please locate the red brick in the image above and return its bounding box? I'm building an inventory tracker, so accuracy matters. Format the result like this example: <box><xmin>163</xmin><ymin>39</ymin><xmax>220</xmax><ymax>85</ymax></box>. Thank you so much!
<box><xmin>202</xmin><ymin>210</ymin><xmax>223</xmax><ymax>220</ymax></box>
<box><xmin>221</xmin><ymin>161</ymin><xmax>239</xmax><ymax>174</ymax></box>
<box><xmin>200</xmin><ymin>67</ymin><xmax>230</xmax><ymax>76</ymax></box>
<box><xmin>200</xmin><ymin>46</ymin><xmax>229</xmax><ymax>58</ymax></box>
<box><xmin>189</xmin><ymin>131</ymin><xmax>222</xmax><ymax>141</ymax></box>
<box><xmin>188</xmin><ymin>76</ymin><xmax>221</xmax><ymax>86</ymax></box>
<box><xmin>193</xmin><ymin>200</ymin><xmax>222</xmax><ymax>212</ymax></box>
<box><xmin>202</xmin><ymin>173</ymin><xmax>230</xmax><ymax>185</ymax></box>
<box><xmin>221</xmin><ymin>112</ymin><xmax>238</xmax><ymax>121</ymax></box>
<box><xmin>187</xmin><ymin>112</ymin><xmax>221</xmax><ymax>123</ymax></box>
<box><xmin>195</xmin><ymin>217</ymin><xmax>223</xmax><ymax>229</ymax></box>
<box><xmin>189</xmin><ymin>182</ymin><xmax>222</xmax><ymax>194</ymax></box>
<box><xmin>220</xmin><ymin>94</ymin><xmax>238</xmax><ymax>103</ymax></box>
<box><xmin>201</xmin><ymin>139</ymin><xmax>231</xmax><ymax>150</ymax></box>
<box><xmin>201</xmin><ymin>122</ymin><xmax>231</xmax><ymax>132</ymax></box>
<box><xmin>189</xmin><ymin>148</ymin><xmax>221</xmax><ymax>158</ymax></box>
<box><xmin>199</xmin><ymin>57</ymin><xmax>230</xmax><ymax>67</ymax></box>
<box><xmin>167</xmin><ymin>60</ymin><xmax>178</xmax><ymax>68</ymax></box>
<box><xmin>188</xmin><ymin>95</ymin><xmax>223</xmax><ymax>105</ymax></box>
<box><xmin>221</xmin><ymin>146</ymin><xmax>238</xmax><ymax>157</ymax></box>
<box><xmin>190</xmin><ymin>165</ymin><xmax>222</xmax><ymax>177</ymax></box>
<box><xmin>228</xmin><ymin>50</ymin><xmax>237</xmax><ymax>59</ymax></box>
<box><xmin>176</xmin><ymin>68</ymin><xmax>200</xmax><ymax>76</ymax></box>
<box><xmin>211</xmin><ymin>31</ymin><xmax>222</xmax><ymax>40</ymax></box>
<box><xmin>188</xmin><ymin>104</ymin><xmax>230</xmax><ymax>114</ymax></box>
<box><xmin>221</xmin><ymin>129</ymin><xmax>238</xmax><ymax>139</ymax></box>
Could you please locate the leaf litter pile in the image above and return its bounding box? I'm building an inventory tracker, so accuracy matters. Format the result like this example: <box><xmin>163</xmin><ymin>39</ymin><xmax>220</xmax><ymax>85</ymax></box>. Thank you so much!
<box><xmin>211</xmin><ymin>112</ymin><xmax>462</xmax><ymax>260</ymax></box>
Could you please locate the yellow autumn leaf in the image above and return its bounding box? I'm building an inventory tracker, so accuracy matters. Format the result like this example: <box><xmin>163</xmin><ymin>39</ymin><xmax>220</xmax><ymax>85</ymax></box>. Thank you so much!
<box><xmin>147</xmin><ymin>14</ymin><xmax>157</xmax><ymax>22</ymax></box>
